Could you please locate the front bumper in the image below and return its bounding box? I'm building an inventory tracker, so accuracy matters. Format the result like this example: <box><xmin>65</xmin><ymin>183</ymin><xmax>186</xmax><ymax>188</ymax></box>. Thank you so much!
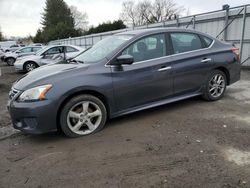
<box><xmin>14</xmin><ymin>62</ymin><xmax>24</xmax><ymax>71</ymax></box>
<box><xmin>1</xmin><ymin>56</ymin><xmax>5</xmax><ymax>62</ymax></box>
<box><xmin>7</xmin><ymin>99</ymin><xmax>58</xmax><ymax>134</ymax></box>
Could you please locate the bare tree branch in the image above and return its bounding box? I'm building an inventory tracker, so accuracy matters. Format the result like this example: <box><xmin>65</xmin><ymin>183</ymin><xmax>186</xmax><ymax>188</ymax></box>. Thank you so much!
<box><xmin>70</xmin><ymin>5</ymin><xmax>89</xmax><ymax>30</ymax></box>
<box><xmin>120</xmin><ymin>0</ymin><xmax>185</xmax><ymax>26</ymax></box>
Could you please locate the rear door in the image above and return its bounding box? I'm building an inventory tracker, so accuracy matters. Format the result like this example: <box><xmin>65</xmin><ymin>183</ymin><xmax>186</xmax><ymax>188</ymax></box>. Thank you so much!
<box><xmin>169</xmin><ymin>32</ymin><xmax>214</xmax><ymax>95</ymax></box>
<box><xmin>111</xmin><ymin>33</ymin><xmax>174</xmax><ymax>111</ymax></box>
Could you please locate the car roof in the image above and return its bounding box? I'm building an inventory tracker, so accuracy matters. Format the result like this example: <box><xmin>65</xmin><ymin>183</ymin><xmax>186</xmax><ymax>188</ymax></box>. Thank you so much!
<box><xmin>47</xmin><ymin>44</ymin><xmax>83</xmax><ymax>50</ymax></box>
<box><xmin>117</xmin><ymin>27</ymin><xmax>215</xmax><ymax>39</ymax></box>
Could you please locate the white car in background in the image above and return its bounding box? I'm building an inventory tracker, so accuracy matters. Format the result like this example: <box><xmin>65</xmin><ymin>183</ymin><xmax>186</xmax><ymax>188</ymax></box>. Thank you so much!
<box><xmin>3</xmin><ymin>44</ymin><xmax>25</xmax><ymax>52</ymax></box>
<box><xmin>3</xmin><ymin>46</ymin><xmax>43</xmax><ymax>66</ymax></box>
<box><xmin>0</xmin><ymin>49</ymin><xmax>4</xmax><ymax>62</ymax></box>
<box><xmin>14</xmin><ymin>45</ymin><xmax>84</xmax><ymax>72</ymax></box>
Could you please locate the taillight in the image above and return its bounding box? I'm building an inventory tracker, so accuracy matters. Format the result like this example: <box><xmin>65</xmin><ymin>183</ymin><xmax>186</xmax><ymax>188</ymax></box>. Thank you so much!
<box><xmin>231</xmin><ymin>48</ymin><xmax>240</xmax><ymax>62</ymax></box>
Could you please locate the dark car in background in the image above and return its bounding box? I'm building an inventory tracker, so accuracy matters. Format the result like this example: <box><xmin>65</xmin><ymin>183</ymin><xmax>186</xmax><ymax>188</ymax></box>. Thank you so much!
<box><xmin>7</xmin><ymin>28</ymin><xmax>241</xmax><ymax>137</ymax></box>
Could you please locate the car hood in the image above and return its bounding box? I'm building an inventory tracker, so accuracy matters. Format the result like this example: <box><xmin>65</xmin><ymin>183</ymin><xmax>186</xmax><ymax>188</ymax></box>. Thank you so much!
<box><xmin>13</xmin><ymin>63</ymin><xmax>89</xmax><ymax>90</ymax></box>
<box><xmin>5</xmin><ymin>52</ymin><xmax>17</xmax><ymax>57</ymax></box>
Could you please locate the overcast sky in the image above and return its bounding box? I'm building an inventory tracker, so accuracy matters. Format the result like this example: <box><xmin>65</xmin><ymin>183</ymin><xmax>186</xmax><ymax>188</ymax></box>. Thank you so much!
<box><xmin>0</xmin><ymin>0</ymin><xmax>248</xmax><ymax>37</ymax></box>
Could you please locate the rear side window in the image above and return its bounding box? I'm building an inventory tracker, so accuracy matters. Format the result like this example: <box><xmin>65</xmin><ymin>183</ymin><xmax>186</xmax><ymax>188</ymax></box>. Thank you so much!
<box><xmin>66</xmin><ymin>46</ymin><xmax>78</xmax><ymax>52</ymax></box>
<box><xmin>122</xmin><ymin>34</ymin><xmax>166</xmax><ymax>62</ymax></box>
<box><xmin>20</xmin><ymin>47</ymin><xmax>32</xmax><ymax>53</ymax></box>
<box><xmin>32</xmin><ymin>47</ymin><xmax>42</xmax><ymax>52</ymax></box>
<box><xmin>201</xmin><ymin>36</ymin><xmax>213</xmax><ymax>47</ymax></box>
<box><xmin>170</xmin><ymin>33</ymin><xmax>202</xmax><ymax>54</ymax></box>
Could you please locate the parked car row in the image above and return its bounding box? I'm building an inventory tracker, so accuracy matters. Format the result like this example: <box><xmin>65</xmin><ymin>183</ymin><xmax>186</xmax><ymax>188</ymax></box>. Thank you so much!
<box><xmin>3</xmin><ymin>46</ymin><xmax>43</xmax><ymax>66</ymax></box>
<box><xmin>0</xmin><ymin>44</ymin><xmax>85</xmax><ymax>72</ymax></box>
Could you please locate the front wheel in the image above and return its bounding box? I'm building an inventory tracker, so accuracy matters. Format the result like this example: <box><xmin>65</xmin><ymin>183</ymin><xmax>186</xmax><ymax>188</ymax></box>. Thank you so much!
<box><xmin>24</xmin><ymin>62</ymin><xmax>38</xmax><ymax>72</ymax></box>
<box><xmin>60</xmin><ymin>95</ymin><xmax>107</xmax><ymax>137</ymax></box>
<box><xmin>6</xmin><ymin>57</ymin><xmax>16</xmax><ymax>66</ymax></box>
<box><xmin>202</xmin><ymin>70</ymin><xmax>227</xmax><ymax>101</ymax></box>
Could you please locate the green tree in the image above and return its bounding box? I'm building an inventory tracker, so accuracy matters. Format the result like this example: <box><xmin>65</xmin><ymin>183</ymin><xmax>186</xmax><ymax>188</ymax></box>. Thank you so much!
<box><xmin>86</xmin><ymin>20</ymin><xmax>126</xmax><ymax>35</ymax></box>
<box><xmin>33</xmin><ymin>29</ymin><xmax>43</xmax><ymax>43</ymax></box>
<box><xmin>34</xmin><ymin>0</ymin><xmax>82</xmax><ymax>43</ymax></box>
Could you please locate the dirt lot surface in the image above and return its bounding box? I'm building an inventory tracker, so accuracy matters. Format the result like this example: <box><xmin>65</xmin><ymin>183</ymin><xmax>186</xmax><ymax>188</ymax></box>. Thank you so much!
<box><xmin>0</xmin><ymin>62</ymin><xmax>250</xmax><ymax>188</ymax></box>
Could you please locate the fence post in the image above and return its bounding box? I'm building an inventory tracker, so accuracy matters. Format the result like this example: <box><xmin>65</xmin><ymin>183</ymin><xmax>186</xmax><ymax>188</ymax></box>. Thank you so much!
<box><xmin>224</xmin><ymin>8</ymin><xmax>229</xmax><ymax>41</ymax></box>
<box><xmin>84</xmin><ymin>37</ymin><xmax>87</xmax><ymax>48</ymax></box>
<box><xmin>192</xmin><ymin>16</ymin><xmax>196</xmax><ymax>29</ymax></box>
<box><xmin>176</xmin><ymin>16</ymin><xmax>179</xmax><ymax>27</ymax></box>
<box><xmin>240</xmin><ymin>5</ymin><xmax>247</xmax><ymax>63</ymax></box>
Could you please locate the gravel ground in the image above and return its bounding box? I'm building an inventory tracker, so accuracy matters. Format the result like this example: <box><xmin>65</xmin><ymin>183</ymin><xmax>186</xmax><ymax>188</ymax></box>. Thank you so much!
<box><xmin>0</xmin><ymin>62</ymin><xmax>250</xmax><ymax>187</ymax></box>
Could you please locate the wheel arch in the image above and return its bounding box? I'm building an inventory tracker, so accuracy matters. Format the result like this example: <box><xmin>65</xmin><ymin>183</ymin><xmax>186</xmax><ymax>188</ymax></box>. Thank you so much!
<box><xmin>214</xmin><ymin>66</ymin><xmax>230</xmax><ymax>85</ymax></box>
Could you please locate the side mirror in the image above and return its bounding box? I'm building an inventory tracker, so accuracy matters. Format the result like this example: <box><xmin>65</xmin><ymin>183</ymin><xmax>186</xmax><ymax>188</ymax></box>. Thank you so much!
<box><xmin>116</xmin><ymin>55</ymin><xmax>134</xmax><ymax>65</ymax></box>
<box><xmin>16</xmin><ymin>51</ymin><xmax>21</xmax><ymax>54</ymax></box>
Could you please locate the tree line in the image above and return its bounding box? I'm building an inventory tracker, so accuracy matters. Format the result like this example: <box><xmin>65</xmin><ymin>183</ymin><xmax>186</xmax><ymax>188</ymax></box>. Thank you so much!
<box><xmin>28</xmin><ymin>0</ymin><xmax>184</xmax><ymax>43</ymax></box>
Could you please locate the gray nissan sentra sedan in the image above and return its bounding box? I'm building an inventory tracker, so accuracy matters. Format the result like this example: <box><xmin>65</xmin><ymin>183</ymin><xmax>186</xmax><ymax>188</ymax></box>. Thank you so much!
<box><xmin>7</xmin><ymin>28</ymin><xmax>241</xmax><ymax>137</ymax></box>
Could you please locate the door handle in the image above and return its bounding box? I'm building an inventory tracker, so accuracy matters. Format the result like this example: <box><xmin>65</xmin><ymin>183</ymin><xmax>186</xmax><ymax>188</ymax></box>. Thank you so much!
<box><xmin>201</xmin><ymin>58</ymin><xmax>212</xmax><ymax>63</ymax></box>
<box><xmin>158</xmin><ymin>66</ymin><xmax>172</xmax><ymax>72</ymax></box>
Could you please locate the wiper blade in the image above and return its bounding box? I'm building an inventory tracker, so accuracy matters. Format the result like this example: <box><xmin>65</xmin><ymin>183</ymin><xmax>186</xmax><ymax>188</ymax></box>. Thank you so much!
<box><xmin>69</xmin><ymin>59</ymin><xmax>84</xmax><ymax>64</ymax></box>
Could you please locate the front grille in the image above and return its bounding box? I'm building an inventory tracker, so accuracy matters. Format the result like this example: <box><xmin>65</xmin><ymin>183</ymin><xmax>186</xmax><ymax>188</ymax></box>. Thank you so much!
<box><xmin>9</xmin><ymin>88</ymin><xmax>20</xmax><ymax>100</ymax></box>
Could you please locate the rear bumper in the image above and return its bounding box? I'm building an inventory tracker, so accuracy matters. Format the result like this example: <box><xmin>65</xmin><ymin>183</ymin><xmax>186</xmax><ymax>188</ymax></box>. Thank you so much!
<box><xmin>7</xmin><ymin>99</ymin><xmax>58</xmax><ymax>134</ymax></box>
<box><xmin>229</xmin><ymin>63</ymin><xmax>241</xmax><ymax>85</ymax></box>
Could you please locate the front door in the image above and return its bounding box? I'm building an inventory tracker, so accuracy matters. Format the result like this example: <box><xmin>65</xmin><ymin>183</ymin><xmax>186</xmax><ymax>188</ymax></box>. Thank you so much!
<box><xmin>111</xmin><ymin>33</ymin><xmax>173</xmax><ymax>111</ymax></box>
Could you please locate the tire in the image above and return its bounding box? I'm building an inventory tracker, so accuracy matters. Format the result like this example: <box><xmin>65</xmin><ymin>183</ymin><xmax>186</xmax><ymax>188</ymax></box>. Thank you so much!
<box><xmin>60</xmin><ymin>95</ymin><xmax>107</xmax><ymax>138</ymax></box>
<box><xmin>202</xmin><ymin>70</ymin><xmax>227</xmax><ymax>101</ymax></box>
<box><xmin>6</xmin><ymin>57</ymin><xmax>16</xmax><ymax>66</ymax></box>
<box><xmin>24</xmin><ymin>62</ymin><xmax>38</xmax><ymax>72</ymax></box>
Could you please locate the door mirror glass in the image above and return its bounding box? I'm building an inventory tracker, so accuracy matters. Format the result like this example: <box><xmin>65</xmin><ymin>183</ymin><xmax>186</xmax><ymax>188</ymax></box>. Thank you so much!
<box><xmin>116</xmin><ymin>55</ymin><xmax>134</xmax><ymax>65</ymax></box>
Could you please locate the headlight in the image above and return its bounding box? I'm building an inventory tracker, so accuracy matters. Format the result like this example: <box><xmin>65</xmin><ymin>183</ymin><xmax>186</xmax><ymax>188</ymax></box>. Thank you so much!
<box><xmin>17</xmin><ymin>84</ymin><xmax>52</xmax><ymax>102</ymax></box>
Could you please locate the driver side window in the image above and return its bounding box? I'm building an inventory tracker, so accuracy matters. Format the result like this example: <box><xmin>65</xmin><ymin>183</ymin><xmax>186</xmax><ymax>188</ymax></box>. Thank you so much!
<box><xmin>122</xmin><ymin>34</ymin><xmax>166</xmax><ymax>63</ymax></box>
<box><xmin>44</xmin><ymin>47</ymin><xmax>63</xmax><ymax>55</ymax></box>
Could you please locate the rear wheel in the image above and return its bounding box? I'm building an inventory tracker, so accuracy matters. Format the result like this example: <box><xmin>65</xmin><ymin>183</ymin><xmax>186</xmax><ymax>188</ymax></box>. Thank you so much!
<box><xmin>6</xmin><ymin>57</ymin><xmax>16</xmax><ymax>66</ymax></box>
<box><xmin>24</xmin><ymin>62</ymin><xmax>38</xmax><ymax>72</ymax></box>
<box><xmin>202</xmin><ymin>70</ymin><xmax>227</xmax><ymax>101</ymax></box>
<box><xmin>60</xmin><ymin>95</ymin><xmax>107</xmax><ymax>138</ymax></box>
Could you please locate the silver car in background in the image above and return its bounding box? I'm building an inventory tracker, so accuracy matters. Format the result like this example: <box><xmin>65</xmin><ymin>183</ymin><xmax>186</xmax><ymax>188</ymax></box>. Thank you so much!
<box><xmin>3</xmin><ymin>46</ymin><xmax>43</xmax><ymax>66</ymax></box>
<box><xmin>14</xmin><ymin>45</ymin><xmax>84</xmax><ymax>72</ymax></box>
<box><xmin>3</xmin><ymin>44</ymin><xmax>25</xmax><ymax>53</ymax></box>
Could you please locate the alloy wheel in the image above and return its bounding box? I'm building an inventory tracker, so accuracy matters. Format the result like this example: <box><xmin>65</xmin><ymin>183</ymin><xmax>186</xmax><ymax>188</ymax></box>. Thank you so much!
<box><xmin>26</xmin><ymin>63</ymin><xmax>36</xmax><ymax>72</ymax></box>
<box><xmin>209</xmin><ymin>74</ymin><xmax>225</xmax><ymax>98</ymax></box>
<box><xmin>67</xmin><ymin>101</ymin><xmax>102</xmax><ymax>135</ymax></box>
<box><xmin>7</xmin><ymin>58</ymin><xmax>15</xmax><ymax>66</ymax></box>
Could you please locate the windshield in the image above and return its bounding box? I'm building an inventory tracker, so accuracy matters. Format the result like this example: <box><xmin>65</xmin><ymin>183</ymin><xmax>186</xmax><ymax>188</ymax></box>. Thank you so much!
<box><xmin>35</xmin><ymin>46</ymin><xmax>49</xmax><ymax>56</ymax></box>
<box><xmin>74</xmin><ymin>35</ymin><xmax>133</xmax><ymax>63</ymax></box>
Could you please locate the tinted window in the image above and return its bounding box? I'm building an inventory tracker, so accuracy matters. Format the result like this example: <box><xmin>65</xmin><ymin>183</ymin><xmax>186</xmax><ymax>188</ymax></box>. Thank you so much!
<box><xmin>170</xmin><ymin>33</ymin><xmax>202</xmax><ymax>54</ymax></box>
<box><xmin>122</xmin><ymin>34</ymin><xmax>166</xmax><ymax>62</ymax></box>
<box><xmin>19</xmin><ymin>47</ymin><xmax>32</xmax><ymax>53</ymax></box>
<box><xmin>32</xmin><ymin>47</ymin><xmax>42</xmax><ymax>52</ymax></box>
<box><xmin>202</xmin><ymin>36</ymin><xmax>213</xmax><ymax>47</ymax></box>
<box><xmin>10</xmin><ymin>45</ymin><xmax>19</xmax><ymax>48</ymax></box>
<box><xmin>66</xmin><ymin>46</ymin><xmax>78</xmax><ymax>52</ymax></box>
<box><xmin>44</xmin><ymin>46</ymin><xmax>63</xmax><ymax>55</ymax></box>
